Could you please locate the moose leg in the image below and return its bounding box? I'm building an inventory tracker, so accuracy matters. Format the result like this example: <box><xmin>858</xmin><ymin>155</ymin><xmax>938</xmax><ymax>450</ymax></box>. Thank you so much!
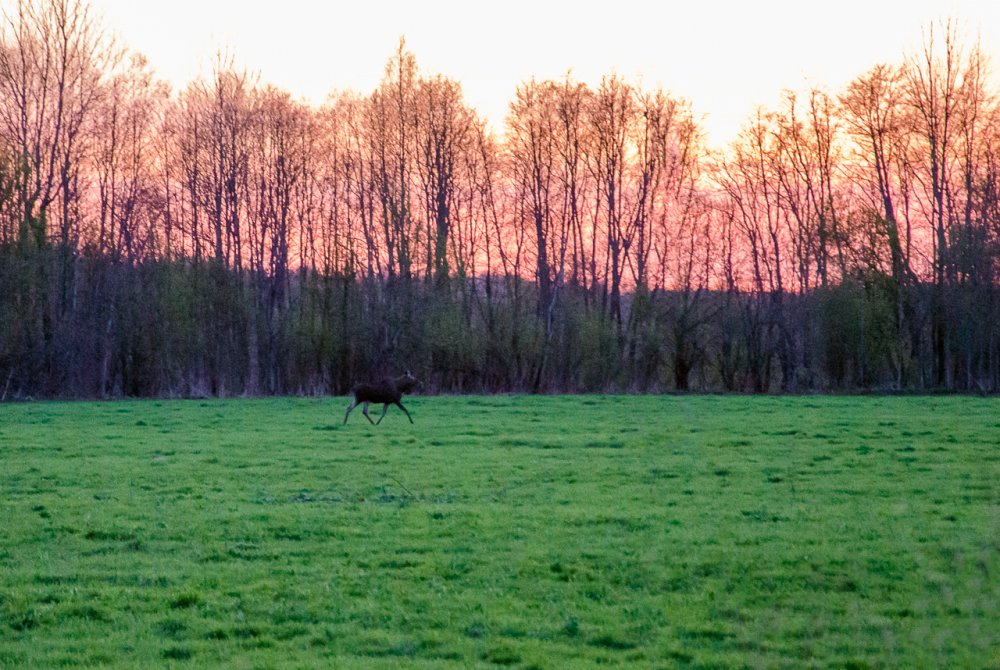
<box><xmin>344</xmin><ymin>399</ymin><xmax>357</xmax><ymax>424</ymax></box>
<box><xmin>361</xmin><ymin>402</ymin><xmax>374</xmax><ymax>424</ymax></box>
<box><xmin>396</xmin><ymin>401</ymin><xmax>413</xmax><ymax>424</ymax></box>
<box><xmin>375</xmin><ymin>403</ymin><xmax>390</xmax><ymax>425</ymax></box>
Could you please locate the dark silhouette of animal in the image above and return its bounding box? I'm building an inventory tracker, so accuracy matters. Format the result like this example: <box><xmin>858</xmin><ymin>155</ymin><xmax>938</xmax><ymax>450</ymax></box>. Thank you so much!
<box><xmin>344</xmin><ymin>372</ymin><xmax>419</xmax><ymax>425</ymax></box>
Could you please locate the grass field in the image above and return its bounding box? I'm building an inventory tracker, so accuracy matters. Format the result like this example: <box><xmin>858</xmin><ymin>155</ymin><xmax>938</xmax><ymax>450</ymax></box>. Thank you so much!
<box><xmin>1</xmin><ymin>394</ymin><xmax>998</xmax><ymax>668</ymax></box>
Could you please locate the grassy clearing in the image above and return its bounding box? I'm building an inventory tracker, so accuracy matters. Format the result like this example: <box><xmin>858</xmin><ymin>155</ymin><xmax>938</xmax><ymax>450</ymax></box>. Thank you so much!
<box><xmin>1</xmin><ymin>394</ymin><xmax>998</xmax><ymax>668</ymax></box>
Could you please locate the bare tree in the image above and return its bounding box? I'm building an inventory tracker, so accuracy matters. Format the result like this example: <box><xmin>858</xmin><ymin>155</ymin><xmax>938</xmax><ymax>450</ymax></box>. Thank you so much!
<box><xmin>368</xmin><ymin>38</ymin><xmax>419</xmax><ymax>282</ymax></box>
<box><xmin>841</xmin><ymin>64</ymin><xmax>914</xmax><ymax>285</ymax></box>
<box><xmin>414</xmin><ymin>74</ymin><xmax>471</xmax><ymax>288</ymax></box>
<box><xmin>92</xmin><ymin>54</ymin><xmax>166</xmax><ymax>263</ymax></box>
<box><xmin>587</xmin><ymin>75</ymin><xmax>633</xmax><ymax>328</ymax></box>
<box><xmin>0</xmin><ymin>0</ymin><xmax>116</xmax><ymax>249</ymax></box>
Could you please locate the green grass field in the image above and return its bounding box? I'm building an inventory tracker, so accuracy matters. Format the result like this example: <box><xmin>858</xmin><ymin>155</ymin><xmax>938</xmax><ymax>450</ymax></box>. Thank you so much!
<box><xmin>1</xmin><ymin>395</ymin><xmax>998</xmax><ymax>668</ymax></box>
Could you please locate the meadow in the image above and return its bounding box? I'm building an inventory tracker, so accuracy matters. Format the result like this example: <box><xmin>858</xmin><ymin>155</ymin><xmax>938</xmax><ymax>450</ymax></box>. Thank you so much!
<box><xmin>1</xmin><ymin>394</ymin><xmax>998</xmax><ymax>669</ymax></box>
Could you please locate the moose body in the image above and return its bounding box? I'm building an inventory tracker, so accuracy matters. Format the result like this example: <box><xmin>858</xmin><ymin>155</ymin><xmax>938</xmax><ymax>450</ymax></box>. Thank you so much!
<box><xmin>344</xmin><ymin>373</ymin><xmax>418</xmax><ymax>425</ymax></box>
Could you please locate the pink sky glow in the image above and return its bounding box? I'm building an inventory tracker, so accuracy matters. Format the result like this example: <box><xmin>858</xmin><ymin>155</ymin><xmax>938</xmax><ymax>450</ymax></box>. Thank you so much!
<box><xmin>75</xmin><ymin>0</ymin><xmax>1000</xmax><ymax>146</ymax></box>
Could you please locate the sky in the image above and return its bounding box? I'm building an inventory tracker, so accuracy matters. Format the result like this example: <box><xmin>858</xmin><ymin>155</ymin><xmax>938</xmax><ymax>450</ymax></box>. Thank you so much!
<box><xmin>82</xmin><ymin>0</ymin><xmax>1000</xmax><ymax>147</ymax></box>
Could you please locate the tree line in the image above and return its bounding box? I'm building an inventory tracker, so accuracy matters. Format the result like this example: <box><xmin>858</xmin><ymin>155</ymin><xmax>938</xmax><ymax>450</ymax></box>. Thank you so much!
<box><xmin>1</xmin><ymin>0</ymin><xmax>998</xmax><ymax>399</ymax></box>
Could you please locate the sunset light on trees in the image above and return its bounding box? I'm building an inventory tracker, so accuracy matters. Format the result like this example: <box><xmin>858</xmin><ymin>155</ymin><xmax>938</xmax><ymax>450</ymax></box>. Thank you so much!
<box><xmin>2</xmin><ymin>0</ymin><xmax>1000</xmax><ymax>397</ymax></box>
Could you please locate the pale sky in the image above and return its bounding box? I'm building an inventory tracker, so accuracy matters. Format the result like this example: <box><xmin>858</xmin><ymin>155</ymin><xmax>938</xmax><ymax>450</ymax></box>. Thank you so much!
<box><xmin>81</xmin><ymin>0</ymin><xmax>1000</xmax><ymax>147</ymax></box>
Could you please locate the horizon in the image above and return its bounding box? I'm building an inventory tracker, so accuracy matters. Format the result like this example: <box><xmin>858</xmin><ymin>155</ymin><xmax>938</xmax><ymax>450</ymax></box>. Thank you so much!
<box><xmin>85</xmin><ymin>0</ymin><xmax>1000</xmax><ymax>147</ymax></box>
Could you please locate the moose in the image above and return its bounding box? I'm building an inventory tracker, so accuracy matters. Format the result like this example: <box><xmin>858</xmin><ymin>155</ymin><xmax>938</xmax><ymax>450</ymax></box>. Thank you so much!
<box><xmin>344</xmin><ymin>372</ymin><xmax>419</xmax><ymax>425</ymax></box>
